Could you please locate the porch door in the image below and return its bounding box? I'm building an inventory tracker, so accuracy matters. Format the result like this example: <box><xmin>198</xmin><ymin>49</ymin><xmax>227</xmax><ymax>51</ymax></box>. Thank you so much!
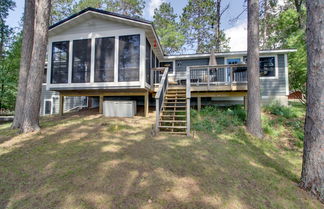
<box><xmin>226</xmin><ymin>58</ymin><xmax>241</xmax><ymax>83</ymax></box>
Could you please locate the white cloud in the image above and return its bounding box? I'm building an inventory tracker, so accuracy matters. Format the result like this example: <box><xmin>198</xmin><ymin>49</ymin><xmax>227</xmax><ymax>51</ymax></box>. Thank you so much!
<box><xmin>147</xmin><ymin>0</ymin><xmax>165</xmax><ymax>18</ymax></box>
<box><xmin>225</xmin><ymin>20</ymin><xmax>247</xmax><ymax>51</ymax></box>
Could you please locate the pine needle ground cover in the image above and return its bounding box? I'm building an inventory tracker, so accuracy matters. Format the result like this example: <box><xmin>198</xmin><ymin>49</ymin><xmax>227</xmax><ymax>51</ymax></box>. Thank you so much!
<box><xmin>0</xmin><ymin>104</ymin><xmax>322</xmax><ymax>209</ymax></box>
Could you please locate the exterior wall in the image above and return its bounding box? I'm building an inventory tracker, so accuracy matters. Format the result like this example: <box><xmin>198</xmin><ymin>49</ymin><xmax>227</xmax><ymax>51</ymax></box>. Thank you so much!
<box><xmin>172</xmin><ymin>57</ymin><xmax>225</xmax><ymax>81</ymax></box>
<box><xmin>40</xmin><ymin>85</ymin><xmax>88</xmax><ymax>116</ymax></box>
<box><xmin>260</xmin><ymin>54</ymin><xmax>288</xmax><ymax>105</ymax></box>
<box><xmin>47</xmin><ymin>17</ymin><xmax>146</xmax><ymax>91</ymax></box>
<box><xmin>171</xmin><ymin>54</ymin><xmax>289</xmax><ymax>106</ymax></box>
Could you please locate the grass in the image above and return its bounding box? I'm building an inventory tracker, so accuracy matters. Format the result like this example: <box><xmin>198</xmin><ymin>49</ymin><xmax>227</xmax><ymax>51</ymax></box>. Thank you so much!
<box><xmin>0</xmin><ymin>105</ymin><xmax>322</xmax><ymax>209</ymax></box>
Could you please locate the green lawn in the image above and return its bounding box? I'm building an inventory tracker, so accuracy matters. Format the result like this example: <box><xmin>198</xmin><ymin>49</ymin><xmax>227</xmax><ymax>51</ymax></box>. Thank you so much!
<box><xmin>0</xmin><ymin>104</ymin><xmax>323</xmax><ymax>209</ymax></box>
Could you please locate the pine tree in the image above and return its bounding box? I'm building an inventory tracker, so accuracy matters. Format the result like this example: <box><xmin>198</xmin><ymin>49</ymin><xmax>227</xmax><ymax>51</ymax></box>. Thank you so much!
<box><xmin>180</xmin><ymin>0</ymin><xmax>229</xmax><ymax>53</ymax></box>
<box><xmin>153</xmin><ymin>2</ymin><xmax>185</xmax><ymax>55</ymax></box>
<box><xmin>247</xmin><ymin>0</ymin><xmax>263</xmax><ymax>138</ymax></box>
<box><xmin>106</xmin><ymin>0</ymin><xmax>145</xmax><ymax>18</ymax></box>
<box><xmin>51</xmin><ymin>0</ymin><xmax>74</xmax><ymax>24</ymax></box>
<box><xmin>12</xmin><ymin>0</ymin><xmax>35</xmax><ymax>129</ymax></box>
<box><xmin>300</xmin><ymin>0</ymin><xmax>324</xmax><ymax>203</ymax></box>
<box><xmin>0</xmin><ymin>0</ymin><xmax>16</xmax><ymax>59</ymax></box>
<box><xmin>21</xmin><ymin>0</ymin><xmax>51</xmax><ymax>133</ymax></box>
<box><xmin>72</xmin><ymin>0</ymin><xmax>104</xmax><ymax>14</ymax></box>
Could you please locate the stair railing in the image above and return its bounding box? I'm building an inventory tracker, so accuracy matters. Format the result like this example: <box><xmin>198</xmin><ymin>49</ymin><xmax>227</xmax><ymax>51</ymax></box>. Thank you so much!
<box><xmin>155</xmin><ymin>67</ymin><xmax>169</xmax><ymax>133</ymax></box>
<box><xmin>186</xmin><ymin>66</ymin><xmax>191</xmax><ymax>136</ymax></box>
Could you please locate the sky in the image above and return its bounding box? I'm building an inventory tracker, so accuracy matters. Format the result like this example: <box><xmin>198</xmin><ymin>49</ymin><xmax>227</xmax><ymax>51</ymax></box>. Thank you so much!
<box><xmin>7</xmin><ymin>0</ymin><xmax>248</xmax><ymax>51</ymax></box>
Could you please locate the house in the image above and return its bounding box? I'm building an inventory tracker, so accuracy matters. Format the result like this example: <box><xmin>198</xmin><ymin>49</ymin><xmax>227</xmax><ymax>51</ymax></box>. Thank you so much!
<box><xmin>41</xmin><ymin>7</ymin><xmax>296</xmax><ymax>135</ymax></box>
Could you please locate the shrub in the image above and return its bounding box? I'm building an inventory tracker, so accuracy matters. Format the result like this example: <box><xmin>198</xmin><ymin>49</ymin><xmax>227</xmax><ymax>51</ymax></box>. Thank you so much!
<box><xmin>191</xmin><ymin>105</ymin><xmax>246</xmax><ymax>134</ymax></box>
<box><xmin>264</xmin><ymin>102</ymin><xmax>297</xmax><ymax>119</ymax></box>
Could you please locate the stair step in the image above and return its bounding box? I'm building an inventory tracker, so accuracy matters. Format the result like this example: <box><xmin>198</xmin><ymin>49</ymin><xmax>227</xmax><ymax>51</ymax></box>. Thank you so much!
<box><xmin>167</xmin><ymin>89</ymin><xmax>186</xmax><ymax>91</ymax></box>
<box><xmin>159</xmin><ymin>131</ymin><xmax>187</xmax><ymax>135</ymax></box>
<box><xmin>159</xmin><ymin>126</ymin><xmax>187</xmax><ymax>129</ymax></box>
<box><xmin>162</xmin><ymin>110</ymin><xmax>186</xmax><ymax>113</ymax></box>
<box><xmin>163</xmin><ymin>105</ymin><xmax>186</xmax><ymax>109</ymax></box>
<box><xmin>161</xmin><ymin>115</ymin><xmax>186</xmax><ymax>117</ymax></box>
<box><xmin>160</xmin><ymin>120</ymin><xmax>187</xmax><ymax>123</ymax></box>
<box><xmin>165</xmin><ymin>98</ymin><xmax>186</xmax><ymax>100</ymax></box>
<box><xmin>164</xmin><ymin>101</ymin><xmax>186</xmax><ymax>104</ymax></box>
<box><xmin>166</xmin><ymin>92</ymin><xmax>186</xmax><ymax>95</ymax></box>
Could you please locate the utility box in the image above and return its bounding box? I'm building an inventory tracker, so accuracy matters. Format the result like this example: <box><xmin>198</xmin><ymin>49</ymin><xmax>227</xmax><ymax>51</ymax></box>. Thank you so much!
<box><xmin>103</xmin><ymin>101</ymin><xmax>137</xmax><ymax>117</ymax></box>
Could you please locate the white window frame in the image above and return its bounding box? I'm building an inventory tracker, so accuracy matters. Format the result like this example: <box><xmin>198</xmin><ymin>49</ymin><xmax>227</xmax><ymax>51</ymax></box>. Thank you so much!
<box><xmin>43</xmin><ymin>99</ymin><xmax>53</xmax><ymax>115</ymax></box>
<box><xmin>259</xmin><ymin>55</ymin><xmax>279</xmax><ymax>80</ymax></box>
<box><xmin>226</xmin><ymin>55</ymin><xmax>279</xmax><ymax>80</ymax></box>
<box><xmin>47</xmin><ymin>29</ymin><xmax>145</xmax><ymax>91</ymax></box>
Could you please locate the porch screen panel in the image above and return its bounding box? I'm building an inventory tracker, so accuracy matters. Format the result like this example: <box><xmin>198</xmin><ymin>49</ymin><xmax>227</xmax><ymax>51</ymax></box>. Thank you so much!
<box><xmin>51</xmin><ymin>41</ymin><xmax>69</xmax><ymax>84</ymax></box>
<box><xmin>152</xmin><ymin>52</ymin><xmax>156</xmax><ymax>68</ymax></box>
<box><xmin>95</xmin><ymin>37</ymin><xmax>115</xmax><ymax>82</ymax></box>
<box><xmin>118</xmin><ymin>34</ymin><xmax>140</xmax><ymax>82</ymax></box>
<box><xmin>145</xmin><ymin>39</ymin><xmax>151</xmax><ymax>83</ymax></box>
<box><xmin>72</xmin><ymin>39</ymin><xmax>91</xmax><ymax>83</ymax></box>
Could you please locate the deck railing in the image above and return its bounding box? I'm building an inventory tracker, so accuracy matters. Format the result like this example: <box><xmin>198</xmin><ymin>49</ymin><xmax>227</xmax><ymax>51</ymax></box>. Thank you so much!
<box><xmin>155</xmin><ymin>67</ymin><xmax>169</xmax><ymax>133</ymax></box>
<box><xmin>186</xmin><ymin>66</ymin><xmax>191</xmax><ymax>136</ymax></box>
<box><xmin>152</xmin><ymin>67</ymin><xmax>167</xmax><ymax>85</ymax></box>
<box><xmin>188</xmin><ymin>64</ymin><xmax>247</xmax><ymax>87</ymax></box>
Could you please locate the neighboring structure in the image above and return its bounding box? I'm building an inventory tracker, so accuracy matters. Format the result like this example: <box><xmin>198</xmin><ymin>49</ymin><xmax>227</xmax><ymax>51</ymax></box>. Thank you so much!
<box><xmin>41</xmin><ymin>7</ymin><xmax>296</xmax><ymax>135</ymax></box>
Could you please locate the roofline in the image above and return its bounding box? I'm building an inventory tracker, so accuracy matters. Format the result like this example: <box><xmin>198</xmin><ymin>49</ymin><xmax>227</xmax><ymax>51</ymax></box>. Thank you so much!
<box><xmin>49</xmin><ymin>7</ymin><xmax>152</xmax><ymax>30</ymax></box>
<box><xmin>164</xmin><ymin>49</ymin><xmax>297</xmax><ymax>60</ymax></box>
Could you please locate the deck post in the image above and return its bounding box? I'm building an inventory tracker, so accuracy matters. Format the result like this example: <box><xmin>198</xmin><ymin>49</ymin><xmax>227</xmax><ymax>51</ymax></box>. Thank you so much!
<box><xmin>99</xmin><ymin>95</ymin><xmax>103</xmax><ymax>114</ymax></box>
<box><xmin>155</xmin><ymin>98</ymin><xmax>159</xmax><ymax>133</ymax></box>
<box><xmin>144</xmin><ymin>91</ymin><xmax>149</xmax><ymax>117</ymax></box>
<box><xmin>243</xmin><ymin>96</ymin><xmax>248</xmax><ymax>110</ymax></box>
<box><xmin>197</xmin><ymin>97</ymin><xmax>201</xmax><ymax>112</ymax></box>
<box><xmin>59</xmin><ymin>94</ymin><xmax>64</xmax><ymax>116</ymax></box>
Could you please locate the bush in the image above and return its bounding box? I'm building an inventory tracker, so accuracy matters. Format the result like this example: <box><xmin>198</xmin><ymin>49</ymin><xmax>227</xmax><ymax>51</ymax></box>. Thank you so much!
<box><xmin>191</xmin><ymin>105</ymin><xmax>246</xmax><ymax>134</ymax></box>
<box><xmin>264</xmin><ymin>102</ymin><xmax>297</xmax><ymax>119</ymax></box>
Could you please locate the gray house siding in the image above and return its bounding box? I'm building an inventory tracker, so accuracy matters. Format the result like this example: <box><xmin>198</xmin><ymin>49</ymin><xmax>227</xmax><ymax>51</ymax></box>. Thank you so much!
<box><xmin>173</xmin><ymin>57</ymin><xmax>225</xmax><ymax>81</ymax></box>
<box><xmin>171</xmin><ymin>54</ymin><xmax>288</xmax><ymax>106</ymax></box>
<box><xmin>40</xmin><ymin>85</ymin><xmax>88</xmax><ymax>116</ymax></box>
<box><xmin>260</xmin><ymin>54</ymin><xmax>286</xmax><ymax>97</ymax></box>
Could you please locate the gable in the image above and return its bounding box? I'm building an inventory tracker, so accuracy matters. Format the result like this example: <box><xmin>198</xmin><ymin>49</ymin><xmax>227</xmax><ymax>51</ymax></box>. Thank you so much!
<box><xmin>49</xmin><ymin>15</ymin><xmax>140</xmax><ymax>37</ymax></box>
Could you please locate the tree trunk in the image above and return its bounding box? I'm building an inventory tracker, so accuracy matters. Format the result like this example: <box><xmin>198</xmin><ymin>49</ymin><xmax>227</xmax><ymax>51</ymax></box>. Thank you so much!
<box><xmin>300</xmin><ymin>0</ymin><xmax>324</xmax><ymax>203</ymax></box>
<box><xmin>261</xmin><ymin>0</ymin><xmax>269</xmax><ymax>49</ymax></box>
<box><xmin>0</xmin><ymin>21</ymin><xmax>5</xmax><ymax>60</ymax></box>
<box><xmin>11</xmin><ymin>0</ymin><xmax>35</xmax><ymax>129</ymax></box>
<box><xmin>215</xmin><ymin>0</ymin><xmax>221</xmax><ymax>52</ymax></box>
<box><xmin>21</xmin><ymin>0</ymin><xmax>51</xmax><ymax>133</ymax></box>
<box><xmin>247</xmin><ymin>0</ymin><xmax>263</xmax><ymax>138</ymax></box>
<box><xmin>294</xmin><ymin>0</ymin><xmax>303</xmax><ymax>29</ymax></box>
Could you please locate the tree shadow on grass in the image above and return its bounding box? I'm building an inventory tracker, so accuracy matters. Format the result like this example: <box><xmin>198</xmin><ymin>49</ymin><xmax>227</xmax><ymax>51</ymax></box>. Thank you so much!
<box><xmin>0</xmin><ymin>112</ymin><xmax>322</xmax><ymax>209</ymax></box>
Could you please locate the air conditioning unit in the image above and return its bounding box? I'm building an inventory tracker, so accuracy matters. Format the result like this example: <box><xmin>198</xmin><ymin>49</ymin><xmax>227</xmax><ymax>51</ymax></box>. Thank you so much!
<box><xmin>103</xmin><ymin>101</ymin><xmax>137</xmax><ymax>117</ymax></box>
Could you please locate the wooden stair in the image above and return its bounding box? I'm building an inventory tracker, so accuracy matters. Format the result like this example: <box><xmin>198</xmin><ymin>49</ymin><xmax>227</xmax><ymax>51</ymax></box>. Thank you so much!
<box><xmin>158</xmin><ymin>88</ymin><xmax>187</xmax><ymax>135</ymax></box>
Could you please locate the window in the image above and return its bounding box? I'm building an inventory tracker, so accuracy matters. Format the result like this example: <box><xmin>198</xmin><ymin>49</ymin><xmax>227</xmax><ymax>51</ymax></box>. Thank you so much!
<box><xmin>44</xmin><ymin>100</ymin><xmax>52</xmax><ymax>115</ymax></box>
<box><xmin>51</xmin><ymin>41</ymin><xmax>69</xmax><ymax>84</ymax></box>
<box><xmin>260</xmin><ymin>57</ymin><xmax>275</xmax><ymax>77</ymax></box>
<box><xmin>118</xmin><ymin>34</ymin><xmax>140</xmax><ymax>82</ymax></box>
<box><xmin>227</xmin><ymin>58</ymin><xmax>241</xmax><ymax>65</ymax></box>
<box><xmin>72</xmin><ymin>39</ymin><xmax>91</xmax><ymax>83</ymax></box>
<box><xmin>160</xmin><ymin>62</ymin><xmax>173</xmax><ymax>73</ymax></box>
<box><xmin>145</xmin><ymin>39</ymin><xmax>151</xmax><ymax>83</ymax></box>
<box><xmin>95</xmin><ymin>37</ymin><xmax>115</xmax><ymax>82</ymax></box>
